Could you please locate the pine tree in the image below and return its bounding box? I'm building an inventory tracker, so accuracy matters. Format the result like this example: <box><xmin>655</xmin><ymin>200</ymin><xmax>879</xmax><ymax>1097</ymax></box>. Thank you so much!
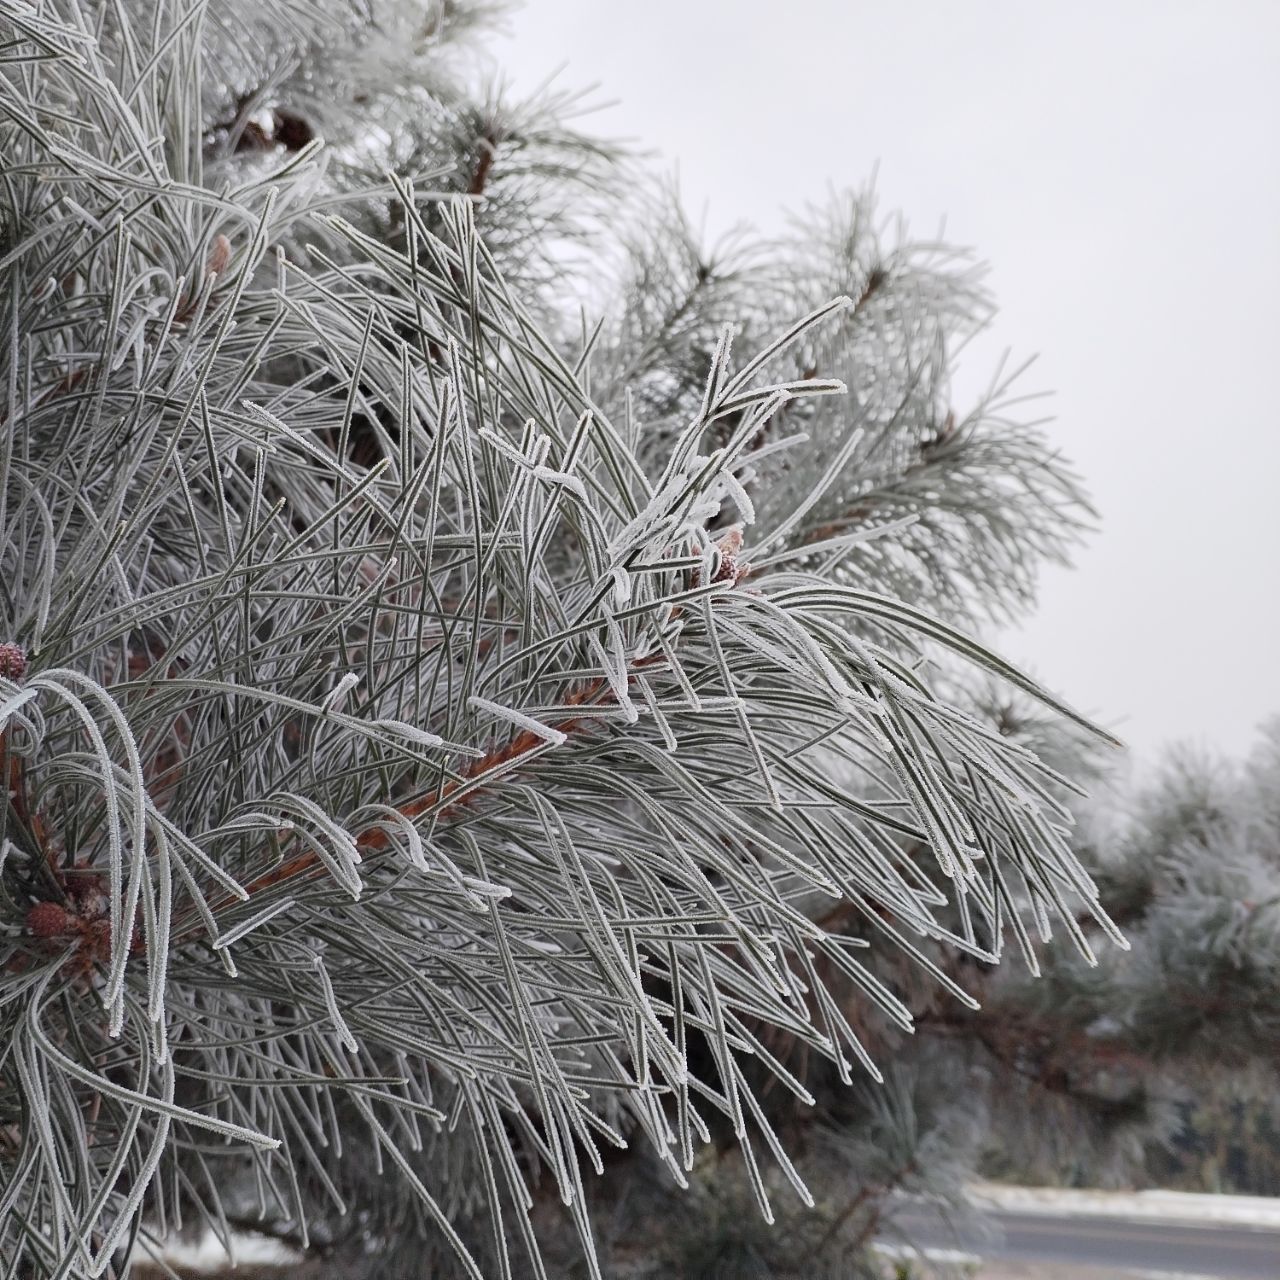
<box><xmin>959</xmin><ymin>722</ymin><xmax>1280</xmax><ymax>1197</ymax></box>
<box><xmin>0</xmin><ymin>4</ymin><xmax>1126</xmax><ymax>1276</ymax></box>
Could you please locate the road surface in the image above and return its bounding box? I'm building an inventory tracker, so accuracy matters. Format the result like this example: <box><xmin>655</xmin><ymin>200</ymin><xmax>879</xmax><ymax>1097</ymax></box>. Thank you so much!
<box><xmin>887</xmin><ymin>1206</ymin><xmax>1280</xmax><ymax>1278</ymax></box>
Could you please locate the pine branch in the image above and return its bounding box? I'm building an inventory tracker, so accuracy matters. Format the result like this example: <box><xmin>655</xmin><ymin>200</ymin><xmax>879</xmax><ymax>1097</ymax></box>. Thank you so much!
<box><xmin>209</xmin><ymin>652</ymin><xmax>669</xmax><ymax>917</ymax></box>
<box><xmin>0</xmin><ymin>6</ymin><xmax>1126</xmax><ymax>1275</ymax></box>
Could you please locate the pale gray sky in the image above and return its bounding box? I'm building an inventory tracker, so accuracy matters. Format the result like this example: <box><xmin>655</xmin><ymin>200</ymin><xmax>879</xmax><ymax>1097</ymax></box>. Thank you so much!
<box><xmin>495</xmin><ymin>1</ymin><xmax>1280</xmax><ymax>764</ymax></box>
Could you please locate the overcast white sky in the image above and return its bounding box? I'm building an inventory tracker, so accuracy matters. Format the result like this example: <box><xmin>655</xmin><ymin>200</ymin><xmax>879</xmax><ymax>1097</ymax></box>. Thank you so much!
<box><xmin>494</xmin><ymin>1</ymin><xmax>1280</xmax><ymax>765</ymax></box>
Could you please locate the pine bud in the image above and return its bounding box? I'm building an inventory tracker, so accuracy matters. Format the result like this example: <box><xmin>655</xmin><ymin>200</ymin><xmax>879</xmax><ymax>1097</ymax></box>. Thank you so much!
<box><xmin>205</xmin><ymin>233</ymin><xmax>231</xmax><ymax>278</ymax></box>
<box><xmin>26</xmin><ymin>901</ymin><xmax>70</xmax><ymax>939</ymax></box>
<box><xmin>0</xmin><ymin>642</ymin><xmax>27</xmax><ymax>680</ymax></box>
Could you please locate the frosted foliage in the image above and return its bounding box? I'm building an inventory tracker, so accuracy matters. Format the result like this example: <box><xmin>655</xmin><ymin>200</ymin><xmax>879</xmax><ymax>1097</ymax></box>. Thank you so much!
<box><xmin>592</xmin><ymin>195</ymin><xmax>1093</xmax><ymax>626</ymax></box>
<box><xmin>0</xmin><ymin>3</ymin><xmax>1119</xmax><ymax>1276</ymax></box>
<box><xmin>1116</xmin><ymin>741</ymin><xmax>1280</xmax><ymax>1062</ymax></box>
<box><xmin>960</xmin><ymin>729</ymin><xmax>1280</xmax><ymax>1190</ymax></box>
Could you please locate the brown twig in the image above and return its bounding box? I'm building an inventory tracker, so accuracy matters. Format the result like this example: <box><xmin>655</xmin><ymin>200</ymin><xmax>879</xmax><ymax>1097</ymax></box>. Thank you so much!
<box><xmin>4</xmin><ymin>733</ymin><xmax>61</xmax><ymax>891</ymax></box>
<box><xmin>466</xmin><ymin>132</ymin><xmax>499</xmax><ymax>198</ymax></box>
<box><xmin>802</xmin><ymin>1155</ymin><xmax>918</xmax><ymax>1266</ymax></box>
<box><xmin>192</xmin><ymin>652</ymin><xmax>668</xmax><ymax>927</ymax></box>
<box><xmin>2</xmin><ymin>236</ymin><xmax>233</xmax><ymax>432</ymax></box>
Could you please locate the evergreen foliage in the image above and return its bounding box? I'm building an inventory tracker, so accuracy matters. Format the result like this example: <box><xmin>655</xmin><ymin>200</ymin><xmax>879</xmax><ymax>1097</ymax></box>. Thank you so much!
<box><xmin>0</xmin><ymin>3</ymin><xmax>1130</xmax><ymax>1276</ymax></box>
<box><xmin>968</xmin><ymin>725</ymin><xmax>1280</xmax><ymax>1195</ymax></box>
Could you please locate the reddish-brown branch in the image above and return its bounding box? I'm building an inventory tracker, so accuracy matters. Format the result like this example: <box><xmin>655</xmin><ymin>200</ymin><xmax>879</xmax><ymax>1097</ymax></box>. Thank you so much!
<box><xmin>196</xmin><ymin>652</ymin><xmax>667</xmax><ymax>925</ymax></box>
<box><xmin>802</xmin><ymin>1154</ymin><xmax>918</xmax><ymax>1265</ymax></box>
<box><xmin>467</xmin><ymin>133</ymin><xmax>499</xmax><ymax>198</ymax></box>
<box><xmin>4</xmin><ymin>734</ymin><xmax>61</xmax><ymax>890</ymax></box>
<box><xmin>3</xmin><ymin>238</ymin><xmax>233</xmax><ymax>430</ymax></box>
<box><xmin>0</xmin><ymin>366</ymin><xmax>91</xmax><ymax>430</ymax></box>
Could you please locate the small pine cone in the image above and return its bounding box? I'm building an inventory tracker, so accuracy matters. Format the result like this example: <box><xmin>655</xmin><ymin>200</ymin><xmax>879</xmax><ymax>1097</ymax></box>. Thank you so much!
<box><xmin>711</xmin><ymin>550</ymin><xmax>740</xmax><ymax>584</ymax></box>
<box><xmin>690</xmin><ymin>530</ymin><xmax>748</xmax><ymax>588</ymax></box>
<box><xmin>26</xmin><ymin>901</ymin><xmax>70</xmax><ymax>939</ymax></box>
<box><xmin>0</xmin><ymin>642</ymin><xmax>26</xmax><ymax>680</ymax></box>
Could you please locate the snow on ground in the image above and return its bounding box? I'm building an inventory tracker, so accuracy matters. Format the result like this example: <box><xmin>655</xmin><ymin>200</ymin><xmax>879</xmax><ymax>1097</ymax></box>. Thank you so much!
<box><xmin>130</xmin><ymin>1184</ymin><xmax>1280</xmax><ymax>1274</ymax></box>
<box><xmin>872</xmin><ymin>1246</ymin><xmax>1224</xmax><ymax>1280</ymax></box>
<box><xmin>129</xmin><ymin>1229</ymin><xmax>299</xmax><ymax>1273</ymax></box>
<box><xmin>969</xmin><ymin>1182</ymin><xmax>1280</xmax><ymax>1230</ymax></box>
<box><xmin>974</xmin><ymin>1265</ymin><xmax>1221</xmax><ymax>1280</ymax></box>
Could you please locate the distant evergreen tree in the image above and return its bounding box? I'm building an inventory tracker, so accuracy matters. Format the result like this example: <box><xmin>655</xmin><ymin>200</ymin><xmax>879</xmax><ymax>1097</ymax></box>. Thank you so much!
<box><xmin>962</xmin><ymin>724</ymin><xmax>1280</xmax><ymax>1198</ymax></box>
<box><xmin>0</xmin><ymin>4</ymin><xmax>1144</xmax><ymax>1276</ymax></box>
